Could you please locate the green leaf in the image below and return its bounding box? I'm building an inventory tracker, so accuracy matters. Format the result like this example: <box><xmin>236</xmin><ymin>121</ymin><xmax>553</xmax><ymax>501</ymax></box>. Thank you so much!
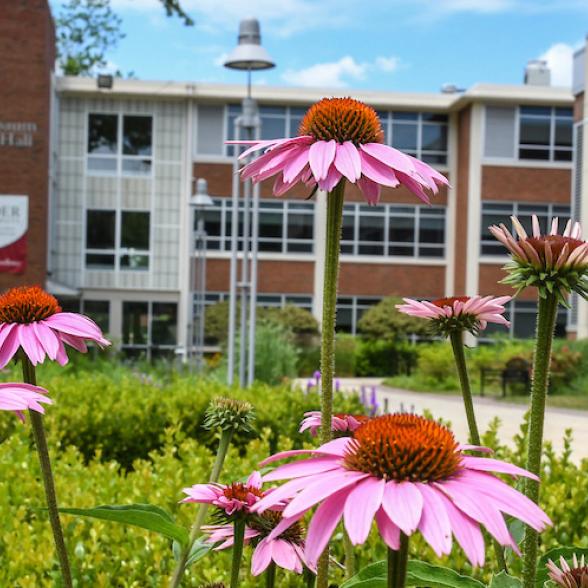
<box><xmin>60</xmin><ymin>503</ymin><xmax>189</xmax><ymax>546</ymax></box>
<box><xmin>341</xmin><ymin>560</ymin><xmax>485</xmax><ymax>588</ymax></box>
<box><xmin>488</xmin><ymin>571</ymin><xmax>522</xmax><ymax>588</ymax></box>
<box><xmin>535</xmin><ymin>547</ymin><xmax>588</xmax><ymax>588</ymax></box>
<box><xmin>172</xmin><ymin>538</ymin><xmax>213</xmax><ymax>566</ymax></box>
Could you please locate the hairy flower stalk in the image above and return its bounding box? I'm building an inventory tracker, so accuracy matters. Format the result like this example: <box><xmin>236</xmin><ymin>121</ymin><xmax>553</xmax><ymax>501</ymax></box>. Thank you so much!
<box><xmin>488</xmin><ymin>215</ymin><xmax>588</xmax><ymax>588</ymax></box>
<box><xmin>21</xmin><ymin>356</ymin><xmax>73</xmax><ymax>588</ymax></box>
<box><xmin>170</xmin><ymin>398</ymin><xmax>254</xmax><ymax>588</ymax></box>
<box><xmin>232</xmin><ymin>97</ymin><xmax>447</xmax><ymax>587</ymax></box>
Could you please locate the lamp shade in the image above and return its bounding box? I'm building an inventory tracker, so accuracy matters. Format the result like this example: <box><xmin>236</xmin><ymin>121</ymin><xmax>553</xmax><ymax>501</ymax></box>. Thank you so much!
<box><xmin>224</xmin><ymin>18</ymin><xmax>275</xmax><ymax>71</ymax></box>
<box><xmin>190</xmin><ymin>178</ymin><xmax>214</xmax><ymax>208</ymax></box>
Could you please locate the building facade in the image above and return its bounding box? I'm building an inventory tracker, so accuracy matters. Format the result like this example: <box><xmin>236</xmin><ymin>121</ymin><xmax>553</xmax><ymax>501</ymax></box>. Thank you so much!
<box><xmin>0</xmin><ymin>3</ymin><xmax>576</xmax><ymax>357</ymax></box>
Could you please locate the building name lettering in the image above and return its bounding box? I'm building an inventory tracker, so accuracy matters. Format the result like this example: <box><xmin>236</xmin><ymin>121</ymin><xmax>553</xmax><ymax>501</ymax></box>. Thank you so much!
<box><xmin>0</xmin><ymin>122</ymin><xmax>37</xmax><ymax>148</ymax></box>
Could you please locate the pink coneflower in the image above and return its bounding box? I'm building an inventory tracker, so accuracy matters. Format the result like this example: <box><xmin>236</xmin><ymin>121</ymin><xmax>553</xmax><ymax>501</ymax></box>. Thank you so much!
<box><xmin>547</xmin><ymin>554</ymin><xmax>588</xmax><ymax>588</ymax></box>
<box><xmin>181</xmin><ymin>471</ymin><xmax>264</xmax><ymax>516</ymax></box>
<box><xmin>204</xmin><ymin>510</ymin><xmax>308</xmax><ymax>576</ymax></box>
<box><xmin>0</xmin><ymin>286</ymin><xmax>110</xmax><ymax>368</ymax></box>
<box><xmin>299</xmin><ymin>411</ymin><xmax>369</xmax><ymax>437</ymax></box>
<box><xmin>0</xmin><ymin>382</ymin><xmax>52</xmax><ymax>421</ymax></box>
<box><xmin>254</xmin><ymin>413</ymin><xmax>550</xmax><ymax>568</ymax></box>
<box><xmin>489</xmin><ymin>215</ymin><xmax>588</xmax><ymax>300</ymax></box>
<box><xmin>396</xmin><ymin>295</ymin><xmax>511</xmax><ymax>336</ymax></box>
<box><xmin>232</xmin><ymin>97</ymin><xmax>448</xmax><ymax>204</ymax></box>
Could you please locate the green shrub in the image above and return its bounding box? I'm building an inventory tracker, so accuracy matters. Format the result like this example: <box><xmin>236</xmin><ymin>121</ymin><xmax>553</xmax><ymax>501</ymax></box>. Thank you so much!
<box><xmin>355</xmin><ymin>340</ymin><xmax>418</xmax><ymax>377</ymax></box>
<box><xmin>333</xmin><ymin>334</ymin><xmax>357</xmax><ymax>376</ymax></box>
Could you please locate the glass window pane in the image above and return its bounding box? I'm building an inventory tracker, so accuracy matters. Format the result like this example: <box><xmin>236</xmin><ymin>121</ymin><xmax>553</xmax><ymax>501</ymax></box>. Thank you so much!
<box><xmin>122</xmin><ymin>158</ymin><xmax>152</xmax><ymax>174</ymax></box>
<box><xmin>88</xmin><ymin>114</ymin><xmax>117</xmax><ymax>155</ymax></box>
<box><xmin>289</xmin><ymin>116</ymin><xmax>303</xmax><ymax>136</ymax></box>
<box><xmin>419</xmin><ymin>217</ymin><xmax>444</xmax><ymax>244</ymax></box>
<box><xmin>555</xmin><ymin>119</ymin><xmax>572</xmax><ymax>147</ymax></box>
<box><xmin>389</xmin><ymin>216</ymin><xmax>414</xmax><ymax>243</ymax></box>
<box><xmin>121</xmin><ymin>211</ymin><xmax>150</xmax><ymax>249</ymax></box>
<box><xmin>83</xmin><ymin>300</ymin><xmax>110</xmax><ymax>332</ymax></box>
<box><xmin>260</xmin><ymin>106</ymin><xmax>286</xmax><ymax>116</ymax></box>
<box><xmin>261</xmin><ymin>116</ymin><xmax>287</xmax><ymax>140</ymax></box>
<box><xmin>86</xmin><ymin>210</ymin><xmax>115</xmax><ymax>249</ymax></box>
<box><xmin>513</xmin><ymin>307</ymin><xmax>537</xmax><ymax>339</ymax></box>
<box><xmin>287</xmin><ymin>213</ymin><xmax>313</xmax><ymax>241</ymax></box>
<box><xmin>359</xmin><ymin>215</ymin><xmax>385</xmax><ymax>243</ymax></box>
<box><xmin>87</xmin><ymin>156</ymin><xmax>117</xmax><ymax>173</ymax></box>
<box><xmin>555</xmin><ymin>107</ymin><xmax>573</xmax><ymax>118</ymax></box>
<box><xmin>335</xmin><ymin>307</ymin><xmax>353</xmax><ymax>333</ymax></box>
<box><xmin>120</xmin><ymin>254</ymin><xmax>149</xmax><ymax>270</ymax></box>
<box><xmin>123</xmin><ymin>116</ymin><xmax>152</xmax><ymax>156</ymax></box>
<box><xmin>59</xmin><ymin>298</ymin><xmax>81</xmax><ymax>313</ymax></box>
<box><xmin>519</xmin><ymin>148</ymin><xmax>550</xmax><ymax>160</ymax></box>
<box><xmin>392</xmin><ymin>112</ymin><xmax>418</xmax><ymax>121</ymax></box>
<box><xmin>259</xmin><ymin>212</ymin><xmax>283</xmax><ymax>239</ymax></box>
<box><xmin>421</xmin><ymin>113</ymin><xmax>448</xmax><ymax>123</ymax></box>
<box><xmin>342</xmin><ymin>214</ymin><xmax>355</xmax><ymax>241</ymax></box>
<box><xmin>152</xmin><ymin>302</ymin><xmax>177</xmax><ymax>346</ymax></box>
<box><xmin>418</xmin><ymin>245</ymin><xmax>444</xmax><ymax>257</ymax></box>
<box><xmin>201</xmin><ymin>209</ymin><xmax>222</xmax><ymax>237</ymax></box>
<box><xmin>421</xmin><ymin>153</ymin><xmax>447</xmax><ymax>165</ymax></box>
<box><xmin>85</xmin><ymin>253</ymin><xmax>115</xmax><ymax>268</ymax></box>
<box><xmin>392</xmin><ymin>123</ymin><xmax>418</xmax><ymax>152</ymax></box>
<box><xmin>520</xmin><ymin>106</ymin><xmax>551</xmax><ymax>116</ymax></box>
<box><xmin>389</xmin><ymin>245</ymin><xmax>413</xmax><ymax>256</ymax></box>
<box><xmin>422</xmin><ymin>124</ymin><xmax>447</xmax><ymax>152</ymax></box>
<box><xmin>122</xmin><ymin>301</ymin><xmax>148</xmax><ymax>345</ymax></box>
<box><xmin>554</xmin><ymin>150</ymin><xmax>573</xmax><ymax>162</ymax></box>
<box><xmin>519</xmin><ymin>116</ymin><xmax>550</xmax><ymax>146</ymax></box>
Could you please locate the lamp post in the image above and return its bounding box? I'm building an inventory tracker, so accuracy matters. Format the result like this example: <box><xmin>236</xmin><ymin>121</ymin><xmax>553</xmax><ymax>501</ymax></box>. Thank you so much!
<box><xmin>188</xmin><ymin>178</ymin><xmax>213</xmax><ymax>371</ymax></box>
<box><xmin>224</xmin><ymin>18</ymin><xmax>275</xmax><ymax>387</ymax></box>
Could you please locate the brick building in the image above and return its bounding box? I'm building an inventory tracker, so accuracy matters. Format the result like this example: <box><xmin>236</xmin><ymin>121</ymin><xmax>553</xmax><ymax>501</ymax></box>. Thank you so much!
<box><xmin>0</xmin><ymin>2</ymin><xmax>577</xmax><ymax>357</ymax></box>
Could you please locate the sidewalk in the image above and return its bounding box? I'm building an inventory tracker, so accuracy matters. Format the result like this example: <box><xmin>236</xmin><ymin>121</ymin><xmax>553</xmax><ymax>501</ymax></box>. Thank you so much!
<box><xmin>294</xmin><ymin>377</ymin><xmax>588</xmax><ymax>461</ymax></box>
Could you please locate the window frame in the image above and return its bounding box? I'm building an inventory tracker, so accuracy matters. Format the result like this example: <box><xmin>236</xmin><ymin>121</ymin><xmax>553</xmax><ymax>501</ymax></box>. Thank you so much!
<box><xmin>86</xmin><ymin>112</ymin><xmax>154</xmax><ymax>177</ymax></box>
<box><xmin>517</xmin><ymin>106</ymin><xmax>573</xmax><ymax>163</ymax></box>
<box><xmin>85</xmin><ymin>208</ymin><xmax>151</xmax><ymax>271</ymax></box>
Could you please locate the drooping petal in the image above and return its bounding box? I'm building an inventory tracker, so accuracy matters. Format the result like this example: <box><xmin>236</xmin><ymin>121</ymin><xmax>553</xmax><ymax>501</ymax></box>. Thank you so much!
<box><xmin>343</xmin><ymin>477</ymin><xmax>385</xmax><ymax>544</ymax></box>
<box><xmin>375</xmin><ymin>508</ymin><xmax>401</xmax><ymax>550</ymax></box>
<box><xmin>334</xmin><ymin>142</ymin><xmax>361</xmax><ymax>182</ymax></box>
<box><xmin>381</xmin><ymin>481</ymin><xmax>423</xmax><ymax>535</ymax></box>
<box><xmin>417</xmin><ymin>484</ymin><xmax>453</xmax><ymax>556</ymax></box>
<box><xmin>251</xmin><ymin>537</ymin><xmax>273</xmax><ymax>575</ymax></box>
<box><xmin>309</xmin><ymin>140</ymin><xmax>337</xmax><ymax>181</ymax></box>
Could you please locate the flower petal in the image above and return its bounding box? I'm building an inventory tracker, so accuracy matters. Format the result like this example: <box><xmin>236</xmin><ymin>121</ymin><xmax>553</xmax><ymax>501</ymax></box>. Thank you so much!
<box><xmin>309</xmin><ymin>140</ymin><xmax>337</xmax><ymax>181</ymax></box>
<box><xmin>343</xmin><ymin>477</ymin><xmax>385</xmax><ymax>544</ymax></box>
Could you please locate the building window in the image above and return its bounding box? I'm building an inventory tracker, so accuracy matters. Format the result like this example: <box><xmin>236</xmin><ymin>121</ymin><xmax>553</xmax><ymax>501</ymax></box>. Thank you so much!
<box><xmin>201</xmin><ymin>199</ymin><xmax>314</xmax><ymax>254</ymax></box>
<box><xmin>480</xmin><ymin>202</ymin><xmax>571</xmax><ymax>256</ymax></box>
<box><xmin>483</xmin><ymin>300</ymin><xmax>568</xmax><ymax>339</ymax></box>
<box><xmin>226</xmin><ymin>105</ymin><xmax>307</xmax><ymax>156</ymax></box>
<box><xmin>336</xmin><ymin>296</ymin><xmax>381</xmax><ymax>335</ymax></box>
<box><xmin>85</xmin><ymin>209</ymin><xmax>150</xmax><ymax>270</ymax></box>
<box><xmin>87</xmin><ymin>113</ymin><xmax>153</xmax><ymax>175</ymax></box>
<box><xmin>378</xmin><ymin>111</ymin><xmax>448</xmax><ymax>165</ymax></box>
<box><xmin>122</xmin><ymin>301</ymin><xmax>178</xmax><ymax>359</ymax></box>
<box><xmin>341</xmin><ymin>203</ymin><xmax>446</xmax><ymax>258</ymax></box>
<box><xmin>518</xmin><ymin>106</ymin><xmax>573</xmax><ymax>162</ymax></box>
<box><xmin>83</xmin><ymin>300</ymin><xmax>110</xmax><ymax>333</ymax></box>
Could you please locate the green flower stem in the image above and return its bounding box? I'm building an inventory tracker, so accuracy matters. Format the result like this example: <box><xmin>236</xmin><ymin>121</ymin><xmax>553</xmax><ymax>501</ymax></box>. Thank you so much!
<box><xmin>170</xmin><ymin>428</ymin><xmax>233</xmax><ymax>588</ymax></box>
<box><xmin>449</xmin><ymin>330</ymin><xmax>481</xmax><ymax>445</ymax></box>
<box><xmin>522</xmin><ymin>292</ymin><xmax>559</xmax><ymax>588</ymax></box>
<box><xmin>265</xmin><ymin>562</ymin><xmax>276</xmax><ymax>588</ymax></box>
<box><xmin>387</xmin><ymin>533</ymin><xmax>409</xmax><ymax>588</ymax></box>
<box><xmin>21</xmin><ymin>357</ymin><xmax>73</xmax><ymax>588</ymax></box>
<box><xmin>343</xmin><ymin>529</ymin><xmax>356</xmax><ymax>578</ymax></box>
<box><xmin>317</xmin><ymin>180</ymin><xmax>346</xmax><ymax>588</ymax></box>
<box><xmin>304</xmin><ymin>567</ymin><xmax>316</xmax><ymax>588</ymax></box>
<box><xmin>449</xmin><ymin>330</ymin><xmax>507</xmax><ymax>573</ymax></box>
<box><xmin>230</xmin><ymin>518</ymin><xmax>246</xmax><ymax>588</ymax></box>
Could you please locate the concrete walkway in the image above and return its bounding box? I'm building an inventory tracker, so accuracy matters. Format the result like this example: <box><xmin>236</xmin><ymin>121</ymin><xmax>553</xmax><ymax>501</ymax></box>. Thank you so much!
<box><xmin>295</xmin><ymin>377</ymin><xmax>588</xmax><ymax>461</ymax></box>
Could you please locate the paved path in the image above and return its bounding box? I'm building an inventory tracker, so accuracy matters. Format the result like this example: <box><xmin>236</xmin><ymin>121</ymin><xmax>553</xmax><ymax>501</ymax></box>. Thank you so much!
<box><xmin>295</xmin><ymin>377</ymin><xmax>588</xmax><ymax>461</ymax></box>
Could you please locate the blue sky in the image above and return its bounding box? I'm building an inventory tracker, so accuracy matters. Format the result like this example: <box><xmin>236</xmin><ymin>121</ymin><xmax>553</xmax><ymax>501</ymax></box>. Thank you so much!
<box><xmin>51</xmin><ymin>0</ymin><xmax>587</xmax><ymax>92</ymax></box>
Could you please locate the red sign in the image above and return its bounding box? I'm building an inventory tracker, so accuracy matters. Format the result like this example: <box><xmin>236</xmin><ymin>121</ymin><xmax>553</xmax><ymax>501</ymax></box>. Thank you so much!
<box><xmin>0</xmin><ymin>196</ymin><xmax>28</xmax><ymax>274</ymax></box>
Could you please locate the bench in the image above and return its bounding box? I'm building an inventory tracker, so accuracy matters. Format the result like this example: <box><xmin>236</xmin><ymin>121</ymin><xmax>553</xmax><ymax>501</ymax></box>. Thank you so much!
<box><xmin>480</xmin><ymin>357</ymin><xmax>531</xmax><ymax>397</ymax></box>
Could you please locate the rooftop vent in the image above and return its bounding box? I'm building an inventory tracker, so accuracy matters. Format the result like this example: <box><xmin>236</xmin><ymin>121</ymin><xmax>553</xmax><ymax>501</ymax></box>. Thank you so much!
<box><xmin>441</xmin><ymin>83</ymin><xmax>465</xmax><ymax>94</ymax></box>
<box><xmin>524</xmin><ymin>60</ymin><xmax>551</xmax><ymax>86</ymax></box>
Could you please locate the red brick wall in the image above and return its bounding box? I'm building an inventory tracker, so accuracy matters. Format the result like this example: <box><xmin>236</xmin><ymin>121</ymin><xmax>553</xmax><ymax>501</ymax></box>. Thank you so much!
<box><xmin>0</xmin><ymin>0</ymin><xmax>54</xmax><ymax>289</ymax></box>
<box><xmin>481</xmin><ymin>166</ymin><xmax>571</xmax><ymax>203</ymax></box>
<box><xmin>574</xmin><ymin>92</ymin><xmax>584</xmax><ymax>123</ymax></box>
<box><xmin>478</xmin><ymin>264</ymin><xmax>536</xmax><ymax>301</ymax></box>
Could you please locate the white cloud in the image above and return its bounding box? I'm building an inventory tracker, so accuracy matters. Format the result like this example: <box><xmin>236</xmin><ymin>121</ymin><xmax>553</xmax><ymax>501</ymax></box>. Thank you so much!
<box><xmin>539</xmin><ymin>43</ymin><xmax>573</xmax><ymax>87</ymax></box>
<box><xmin>282</xmin><ymin>55</ymin><xmax>401</xmax><ymax>88</ymax></box>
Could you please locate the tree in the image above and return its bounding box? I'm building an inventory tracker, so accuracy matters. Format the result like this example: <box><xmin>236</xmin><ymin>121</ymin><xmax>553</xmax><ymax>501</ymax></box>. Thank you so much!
<box><xmin>158</xmin><ymin>0</ymin><xmax>194</xmax><ymax>26</ymax></box>
<box><xmin>357</xmin><ymin>296</ymin><xmax>430</xmax><ymax>342</ymax></box>
<box><xmin>56</xmin><ymin>0</ymin><xmax>124</xmax><ymax>76</ymax></box>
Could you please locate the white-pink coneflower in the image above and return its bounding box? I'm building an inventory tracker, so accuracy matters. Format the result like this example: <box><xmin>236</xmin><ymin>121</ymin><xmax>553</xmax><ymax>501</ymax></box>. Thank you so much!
<box><xmin>299</xmin><ymin>411</ymin><xmax>369</xmax><ymax>437</ymax></box>
<box><xmin>0</xmin><ymin>382</ymin><xmax>52</xmax><ymax>421</ymax></box>
<box><xmin>232</xmin><ymin>97</ymin><xmax>448</xmax><ymax>205</ymax></box>
<box><xmin>489</xmin><ymin>215</ymin><xmax>588</xmax><ymax>301</ymax></box>
<box><xmin>253</xmin><ymin>413</ymin><xmax>550</xmax><ymax>569</ymax></box>
<box><xmin>396</xmin><ymin>295</ymin><xmax>511</xmax><ymax>336</ymax></box>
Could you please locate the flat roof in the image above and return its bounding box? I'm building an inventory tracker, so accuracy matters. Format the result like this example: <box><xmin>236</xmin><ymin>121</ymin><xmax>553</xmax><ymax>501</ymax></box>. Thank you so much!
<box><xmin>56</xmin><ymin>76</ymin><xmax>573</xmax><ymax>110</ymax></box>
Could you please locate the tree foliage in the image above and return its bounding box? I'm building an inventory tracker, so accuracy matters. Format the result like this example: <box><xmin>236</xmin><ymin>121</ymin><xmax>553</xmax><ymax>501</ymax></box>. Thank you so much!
<box><xmin>357</xmin><ymin>296</ymin><xmax>430</xmax><ymax>342</ymax></box>
<box><xmin>158</xmin><ymin>0</ymin><xmax>194</xmax><ymax>25</ymax></box>
<box><xmin>56</xmin><ymin>0</ymin><xmax>125</xmax><ymax>76</ymax></box>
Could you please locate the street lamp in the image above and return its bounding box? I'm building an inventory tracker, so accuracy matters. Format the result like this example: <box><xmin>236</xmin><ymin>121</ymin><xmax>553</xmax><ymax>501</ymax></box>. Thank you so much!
<box><xmin>188</xmin><ymin>178</ymin><xmax>214</xmax><ymax>371</ymax></box>
<box><xmin>224</xmin><ymin>18</ymin><xmax>275</xmax><ymax>387</ymax></box>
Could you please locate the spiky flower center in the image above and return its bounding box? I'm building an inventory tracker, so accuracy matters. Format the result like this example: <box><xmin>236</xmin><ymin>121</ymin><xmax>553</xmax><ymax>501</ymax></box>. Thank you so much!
<box><xmin>431</xmin><ymin>296</ymin><xmax>470</xmax><ymax>309</ymax></box>
<box><xmin>0</xmin><ymin>286</ymin><xmax>61</xmax><ymax>324</ymax></box>
<box><xmin>526</xmin><ymin>235</ymin><xmax>585</xmax><ymax>258</ymax></box>
<box><xmin>299</xmin><ymin>97</ymin><xmax>384</xmax><ymax>145</ymax></box>
<box><xmin>344</xmin><ymin>414</ymin><xmax>461</xmax><ymax>482</ymax></box>
<box><xmin>222</xmin><ymin>483</ymin><xmax>264</xmax><ymax>503</ymax></box>
<box><xmin>249</xmin><ymin>510</ymin><xmax>305</xmax><ymax>545</ymax></box>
